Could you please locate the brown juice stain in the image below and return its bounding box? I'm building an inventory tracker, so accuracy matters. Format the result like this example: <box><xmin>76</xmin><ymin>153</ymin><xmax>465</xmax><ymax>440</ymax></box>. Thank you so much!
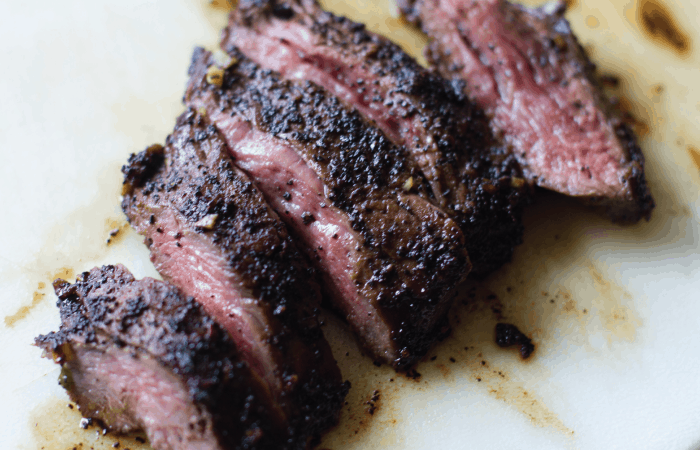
<box><xmin>651</xmin><ymin>84</ymin><xmax>664</xmax><ymax>96</ymax></box>
<box><xmin>440</xmin><ymin>296</ymin><xmax>572</xmax><ymax>433</ymax></box>
<box><xmin>208</xmin><ymin>0</ymin><xmax>236</xmax><ymax>11</ymax></box>
<box><xmin>31</xmin><ymin>397</ymin><xmax>150</xmax><ymax>450</ymax></box>
<box><xmin>5</xmin><ymin>286</ymin><xmax>47</xmax><ymax>328</ymax></box>
<box><xmin>486</xmin><ymin>383</ymin><xmax>572</xmax><ymax>435</ymax></box>
<box><xmin>587</xmin><ymin>264</ymin><xmax>641</xmax><ymax>344</ymax></box>
<box><xmin>51</xmin><ymin>267</ymin><xmax>76</xmax><ymax>283</ymax></box>
<box><xmin>435</xmin><ymin>363</ymin><xmax>452</xmax><ymax>380</ymax></box>
<box><xmin>648</xmin><ymin>83</ymin><xmax>665</xmax><ymax>104</ymax></box>
<box><xmin>688</xmin><ymin>146</ymin><xmax>700</xmax><ymax>171</ymax></box>
<box><xmin>585</xmin><ymin>15</ymin><xmax>600</xmax><ymax>28</ymax></box>
<box><xmin>564</xmin><ymin>0</ymin><xmax>578</xmax><ymax>10</ymax></box>
<box><xmin>635</xmin><ymin>0</ymin><xmax>691</xmax><ymax>57</ymax></box>
<box><xmin>105</xmin><ymin>218</ymin><xmax>130</xmax><ymax>246</ymax></box>
<box><xmin>416</xmin><ymin>320</ymin><xmax>573</xmax><ymax>434</ymax></box>
<box><xmin>5</xmin><ymin>267</ymin><xmax>77</xmax><ymax>327</ymax></box>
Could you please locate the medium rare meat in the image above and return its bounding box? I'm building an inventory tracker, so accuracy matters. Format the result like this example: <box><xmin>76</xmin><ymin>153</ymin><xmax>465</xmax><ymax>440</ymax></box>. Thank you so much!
<box><xmin>224</xmin><ymin>0</ymin><xmax>530</xmax><ymax>276</ymax></box>
<box><xmin>121</xmin><ymin>110</ymin><xmax>347</xmax><ymax>446</ymax></box>
<box><xmin>185</xmin><ymin>48</ymin><xmax>469</xmax><ymax>369</ymax></box>
<box><xmin>35</xmin><ymin>265</ymin><xmax>286</xmax><ymax>450</ymax></box>
<box><xmin>400</xmin><ymin>0</ymin><xmax>654</xmax><ymax>222</ymax></box>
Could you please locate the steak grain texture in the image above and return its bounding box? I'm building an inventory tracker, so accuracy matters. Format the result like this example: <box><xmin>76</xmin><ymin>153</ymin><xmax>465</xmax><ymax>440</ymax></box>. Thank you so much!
<box><xmin>35</xmin><ymin>265</ymin><xmax>286</xmax><ymax>450</ymax></box>
<box><xmin>400</xmin><ymin>0</ymin><xmax>654</xmax><ymax>222</ymax></box>
<box><xmin>224</xmin><ymin>0</ymin><xmax>531</xmax><ymax>276</ymax></box>
<box><xmin>185</xmin><ymin>48</ymin><xmax>470</xmax><ymax>369</ymax></box>
<box><xmin>121</xmin><ymin>110</ymin><xmax>347</xmax><ymax>447</ymax></box>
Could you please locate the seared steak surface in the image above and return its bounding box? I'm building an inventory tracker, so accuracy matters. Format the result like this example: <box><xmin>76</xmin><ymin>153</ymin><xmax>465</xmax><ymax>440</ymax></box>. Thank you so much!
<box><xmin>121</xmin><ymin>110</ymin><xmax>347</xmax><ymax>445</ymax></box>
<box><xmin>185</xmin><ymin>48</ymin><xmax>469</xmax><ymax>369</ymax></box>
<box><xmin>224</xmin><ymin>0</ymin><xmax>530</xmax><ymax>276</ymax></box>
<box><xmin>401</xmin><ymin>0</ymin><xmax>654</xmax><ymax>222</ymax></box>
<box><xmin>35</xmin><ymin>265</ymin><xmax>285</xmax><ymax>450</ymax></box>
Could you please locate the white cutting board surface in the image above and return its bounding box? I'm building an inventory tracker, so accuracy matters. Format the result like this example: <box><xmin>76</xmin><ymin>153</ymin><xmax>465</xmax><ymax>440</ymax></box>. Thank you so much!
<box><xmin>1</xmin><ymin>0</ymin><xmax>699</xmax><ymax>449</ymax></box>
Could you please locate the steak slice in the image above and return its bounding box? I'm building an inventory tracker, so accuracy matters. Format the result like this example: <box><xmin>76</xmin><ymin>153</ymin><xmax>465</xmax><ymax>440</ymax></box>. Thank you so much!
<box><xmin>121</xmin><ymin>110</ymin><xmax>347</xmax><ymax>446</ymax></box>
<box><xmin>185</xmin><ymin>48</ymin><xmax>469</xmax><ymax>369</ymax></box>
<box><xmin>35</xmin><ymin>265</ymin><xmax>285</xmax><ymax>450</ymax></box>
<box><xmin>224</xmin><ymin>0</ymin><xmax>530</xmax><ymax>276</ymax></box>
<box><xmin>400</xmin><ymin>0</ymin><xmax>654</xmax><ymax>222</ymax></box>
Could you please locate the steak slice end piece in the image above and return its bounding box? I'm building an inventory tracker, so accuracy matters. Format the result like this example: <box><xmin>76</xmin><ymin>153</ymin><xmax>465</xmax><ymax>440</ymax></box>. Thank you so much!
<box><xmin>35</xmin><ymin>265</ymin><xmax>287</xmax><ymax>450</ymax></box>
<box><xmin>403</xmin><ymin>0</ymin><xmax>654</xmax><ymax>223</ymax></box>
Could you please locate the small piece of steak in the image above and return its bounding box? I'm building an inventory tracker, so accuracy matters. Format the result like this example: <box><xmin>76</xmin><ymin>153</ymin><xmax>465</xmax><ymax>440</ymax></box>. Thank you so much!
<box><xmin>495</xmin><ymin>322</ymin><xmax>535</xmax><ymax>360</ymax></box>
<box><xmin>121</xmin><ymin>110</ymin><xmax>347</xmax><ymax>446</ymax></box>
<box><xmin>35</xmin><ymin>265</ymin><xmax>285</xmax><ymax>450</ymax></box>
<box><xmin>185</xmin><ymin>48</ymin><xmax>469</xmax><ymax>369</ymax></box>
<box><xmin>400</xmin><ymin>0</ymin><xmax>654</xmax><ymax>222</ymax></box>
<box><xmin>224</xmin><ymin>0</ymin><xmax>530</xmax><ymax>276</ymax></box>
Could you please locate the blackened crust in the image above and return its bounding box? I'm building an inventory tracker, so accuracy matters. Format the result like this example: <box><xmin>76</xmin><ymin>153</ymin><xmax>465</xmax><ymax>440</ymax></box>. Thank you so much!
<box><xmin>121</xmin><ymin>144</ymin><xmax>165</xmax><ymax>192</ymax></box>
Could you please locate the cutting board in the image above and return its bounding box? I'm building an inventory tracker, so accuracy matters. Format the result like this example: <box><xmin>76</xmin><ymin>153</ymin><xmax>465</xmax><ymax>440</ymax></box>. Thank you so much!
<box><xmin>1</xmin><ymin>0</ymin><xmax>699</xmax><ymax>449</ymax></box>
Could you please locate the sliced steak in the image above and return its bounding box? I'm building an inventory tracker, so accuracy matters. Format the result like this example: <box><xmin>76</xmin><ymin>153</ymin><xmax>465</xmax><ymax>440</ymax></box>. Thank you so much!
<box><xmin>400</xmin><ymin>0</ymin><xmax>654</xmax><ymax>222</ymax></box>
<box><xmin>121</xmin><ymin>110</ymin><xmax>347</xmax><ymax>446</ymax></box>
<box><xmin>223</xmin><ymin>0</ymin><xmax>530</xmax><ymax>276</ymax></box>
<box><xmin>185</xmin><ymin>48</ymin><xmax>469</xmax><ymax>369</ymax></box>
<box><xmin>35</xmin><ymin>265</ymin><xmax>286</xmax><ymax>450</ymax></box>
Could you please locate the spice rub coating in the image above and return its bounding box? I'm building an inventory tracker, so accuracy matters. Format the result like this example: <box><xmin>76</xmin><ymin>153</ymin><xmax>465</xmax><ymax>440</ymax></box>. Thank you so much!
<box><xmin>401</xmin><ymin>0</ymin><xmax>654</xmax><ymax>223</ymax></box>
<box><xmin>121</xmin><ymin>110</ymin><xmax>348</xmax><ymax>446</ymax></box>
<box><xmin>35</xmin><ymin>265</ymin><xmax>285</xmax><ymax>450</ymax></box>
<box><xmin>185</xmin><ymin>48</ymin><xmax>470</xmax><ymax>369</ymax></box>
<box><xmin>225</xmin><ymin>0</ymin><xmax>531</xmax><ymax>276</ymax></box>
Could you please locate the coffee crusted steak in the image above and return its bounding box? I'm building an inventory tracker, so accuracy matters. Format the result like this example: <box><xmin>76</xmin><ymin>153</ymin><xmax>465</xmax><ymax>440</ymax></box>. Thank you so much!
<box><xmin>185</xmin><ymin>48</ymin><xmax>469</xmax><ymax>369</ymax></box>
<box><xmin>121</xmin><ymin>110</ymin><xmax>347</xmax><ymax>446</ymax></box>
<box><xmin>400</xmin><ymin>0</ymin><xmax>654</xmax><ymax>223</ymax></box>
<box><xmin>223</xmin><ymin>0</ymin><xmax>530</xmax><ymax>276</ymax></box>
<box><xmin>35</xmin><ymin>265</ymin><xmax>285</xmax><ymax>450</ymax></box>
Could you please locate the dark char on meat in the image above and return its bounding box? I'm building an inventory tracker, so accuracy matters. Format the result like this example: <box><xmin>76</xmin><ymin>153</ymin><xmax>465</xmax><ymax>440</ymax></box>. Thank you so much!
<box><xmin>223</xmin><ymin>0</ymin><xmax>531</xmax><ymax>276</ymax></box>
<box><xmin>35</xmin><ymin>265</ymin><xmax>287</xmax><ymax>450</ymax></box>
<box><xmin>400</xmin><ymin>0</ymin><xmax>654</xmax><ymax>223</ymax></box>
<box><xmin>121</xmin><ymin>110</ymin><xmax>347</xmax><ymax>448</ymax></box>
<box><xmin>185</xmin><ymin>48</ymin><xmax>470</xmax><ymax>369</ymax></box>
